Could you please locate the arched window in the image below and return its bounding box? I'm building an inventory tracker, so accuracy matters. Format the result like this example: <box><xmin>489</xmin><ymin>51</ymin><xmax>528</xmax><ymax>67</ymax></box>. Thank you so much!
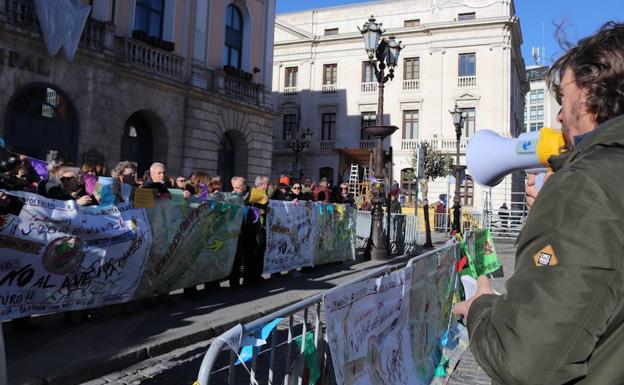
<box><xmin>320</xmin><ymin>167</ymin><xmax>334</xmax><ymax>185</ymax></box>
<box><xmin>121</xmin><ymin>112</ymin><xmax>154</xmax><ymax>176</ymax></box>
<box><xmin>224</xmin><ymin>5</ymin><xmax>243</xmax><ymax>69</ymax></box>
<box><xmin>5</xmin><ymin>83</ymin><xmax>78</xmax><ymax>162</ymax></box>
<box><xmin>401</xmin><ymin>168</ymin><xmax>416</xmax><ymax>201</ymax></box>
<box><xmin>461</xmin><ymin>175</ymin><xmax>475</xmax><ymax>206</ymax></box>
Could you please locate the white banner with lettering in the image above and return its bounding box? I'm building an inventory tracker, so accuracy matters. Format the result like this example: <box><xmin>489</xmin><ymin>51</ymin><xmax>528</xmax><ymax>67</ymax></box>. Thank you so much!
<box><xmin>323</xmin><ymin>269</ymin><xmax>423</xmax><ymax>385</ymax></box>
<box><xmin>0</xmin><ymin>192</ymin><xmax>152</xmax><ymax>320</ymax></box>
<box><xmin>263</xmin><ymin>200</ymin><xmax>316</xmax><ymax>274</ymax></box>
<box><xmin>323</xmin><ymin>244</ymin><xmax>463</xmax><ymax>385</ymax></box>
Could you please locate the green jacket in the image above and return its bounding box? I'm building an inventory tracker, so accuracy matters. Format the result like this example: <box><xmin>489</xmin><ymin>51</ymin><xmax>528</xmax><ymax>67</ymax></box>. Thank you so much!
<box><xmin>468</xmin><ymin>114</ymin><xmax>624</xmax><ymax>385</ymax></box>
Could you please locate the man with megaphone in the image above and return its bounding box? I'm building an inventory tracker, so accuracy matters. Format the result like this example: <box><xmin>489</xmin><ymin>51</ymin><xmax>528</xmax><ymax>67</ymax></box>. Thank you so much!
<box><xmin>453</xmin><ymin>22</ymin><xmax>624</xmax><ymax>384</ymax></box>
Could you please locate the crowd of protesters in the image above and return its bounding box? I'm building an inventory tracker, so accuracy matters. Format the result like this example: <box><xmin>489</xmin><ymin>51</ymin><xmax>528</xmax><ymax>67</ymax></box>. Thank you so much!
<box><xmin>0</xmin><ymin>147</ymin><xmax>371</xmax><ymax>329</ymax></box>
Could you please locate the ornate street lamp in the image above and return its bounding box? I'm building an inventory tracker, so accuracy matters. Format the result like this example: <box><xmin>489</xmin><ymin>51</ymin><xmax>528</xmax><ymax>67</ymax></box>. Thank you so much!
<box><xmin>359</xmin><ymin>16</ymin><xmax>403</xmax><ymax>260</ymax></box>
<box><xmin>288</xmin><ymin>128</ymin><xmax>312</xmax><ymax>180</ymax></box>
<box><xmin>449</xmin><ymin>103</ymin><xmax>467</xmax><ymax>234</ymax></box>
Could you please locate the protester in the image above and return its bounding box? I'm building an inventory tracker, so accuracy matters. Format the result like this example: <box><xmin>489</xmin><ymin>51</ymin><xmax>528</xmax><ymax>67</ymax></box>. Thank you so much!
<box><xmin>313</xmin><ymin>177</ymin><xmax>330</xmax><ymax>203</ymax></box>
<box><xmin>359</xmin><ymin>195</ymin><xmax>372</xmax><ymax>211</ymax></box>
<box><xmin>81</xmin><ymin>161</ymin><xmax>94</xmax><ymax>173</ymax></box>
<box><xmin>498</xmin><ymin>202</ymin><xmax>509</xmax><ymax>230</ymax></box>
<box><xmin>140</xmin><ymin>162</ymin><xmax>171</xmax><ymax>199</ymax></box>
<box><xmin>36</xmin><ymin>160</ymin><xmax>65</xmax><ymax>197</ymax></box>
<box><xmin>300</xmin><ymin>178</ymin><xmax>314</xmax><ymax>201</ymax></box>
<box><xmin>266</xmin><ymin>182</ymin><xmax>276</xmax><ymax>199</ymax></box>
<box><xmin>108</xmin><ymin>161</ymin><xmax>138</xmax><ymax>202</ymax></box>
<box><xmin>38</xmin><ymin>166</ymin><xmax>92</xmax><ymax>205</ymax></box>
<box><xmin>272</xmin><ymin>183</ymin><xmax>291</xmax><ymax>201</ymax></box>
<box><xmin>388</xmin><ymin>193</ymin><xmax>401</xmax><ymax>213</ymax></box>
<box><xmin>243</xmin><ymin>176</ymin><xmax>269</xmax><ymax>286</ymax></box>
<box><xmin>339</xmin><ymin>182</ymin><xmax>355</xmax><ymax>204</ymax></box>
<box><xmin>453</xmin><ymin>22</ymin><xmax>624</xmax><ymax>384</ymax></box>
<box><xmin>289</xmin><ymin>182</ymin><xmax>303</xmax><ymax>200</ymax></box>
<box><xmin>230</xmin><ymin>176</ymin><xmax>246</xmax><ymax>195</ymax></box>
<box><xmin>208</xmin><ymin>179</ymin><xmax>223</xmax><ymax>201</ymax></box>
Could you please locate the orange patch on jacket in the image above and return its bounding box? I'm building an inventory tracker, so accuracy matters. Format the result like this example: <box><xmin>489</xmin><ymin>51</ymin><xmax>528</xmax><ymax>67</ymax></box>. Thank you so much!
<box><xmin>533</xmin><ymin>245</ymin><xmax>558</xmax><ymax>266</ymax></box>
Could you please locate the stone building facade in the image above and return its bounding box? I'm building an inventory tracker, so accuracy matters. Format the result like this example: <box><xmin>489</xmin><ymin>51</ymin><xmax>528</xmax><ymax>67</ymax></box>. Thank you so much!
<box><xmin>0</xmin><ymin>0</ymin><xmax>277</xmax><ymax>181</ymax></box>
<box><xmin>272</xmin><ymin>0</ymin><xmax>527</xmax><ymax>213</ymax></box>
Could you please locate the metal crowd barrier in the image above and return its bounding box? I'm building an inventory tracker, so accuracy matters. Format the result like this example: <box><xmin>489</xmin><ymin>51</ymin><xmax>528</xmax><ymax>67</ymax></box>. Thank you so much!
<box><xmin>355</xmin><ymin>211</ymin><xmax>423</xmax><ymax>254</ymax></box>
<box><xmin>196</xmin><ymin>265</ymin><xmax>390</xmax><ymax>385</ymax></box>
<box><xmin>196</xmin><ymin>244</ymin><xmax>457</xmax><ymax>385</ymax></box>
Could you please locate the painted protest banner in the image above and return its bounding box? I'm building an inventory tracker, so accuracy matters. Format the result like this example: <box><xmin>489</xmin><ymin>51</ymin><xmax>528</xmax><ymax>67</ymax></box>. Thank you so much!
<box><xmin>0</xmin><ymin>191</ymin><xmax>152</xmax><ymax>320</ymax></box>
<box><xmin>407</xmin><ymin>245</ymin><xmax>460</xmax><ymax>383</ymax></box>
<box><xmin>324</xmin><ymin>270</ymin><xmax>422</xmax><ymax>385</ymax></box>
<box><xmin>324</xmin><ymin>244</ymin><xmax>462</xmax><ymax>385</ymax></box>
<box><xmin>263</xmin><ymin>200</ymin><xmax>316</xmax><ymax>274</ymax></box>
<box><xmin>462</xmin><ymin>229</ymin><xmax>500</xmax><ymax>277</ymax></box>
<box><xmin>314</xmin><ymin>203</ymin><xmax>356</xmax><ymax>266</ymax></box>
<box><xmin>136</xmin><ymin>199</ymin><xmax>243</xmax><ymax>296</ymax></box>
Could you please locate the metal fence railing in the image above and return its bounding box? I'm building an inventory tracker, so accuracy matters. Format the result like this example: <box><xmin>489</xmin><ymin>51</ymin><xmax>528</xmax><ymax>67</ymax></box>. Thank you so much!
<box><xmin>196</xmin><ymin>244</ymin><xmax>458</xmax><ymax>385</ymax></box>
<box><xmin>196</xmin><ymin>265</ymin><xmax>391</xmax><ymax>385</ymax></box>
<box><xmin>355</xmin><ymin>211</ymin><xmax>423</xmax><ymax>254</ymax></box>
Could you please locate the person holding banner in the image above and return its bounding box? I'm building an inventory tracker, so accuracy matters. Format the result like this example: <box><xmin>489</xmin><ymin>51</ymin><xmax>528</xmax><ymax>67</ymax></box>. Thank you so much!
<box><xmin>453</xmin><ymin>22</ymin><xmax>624</xmax><ymax>384</ymax></box>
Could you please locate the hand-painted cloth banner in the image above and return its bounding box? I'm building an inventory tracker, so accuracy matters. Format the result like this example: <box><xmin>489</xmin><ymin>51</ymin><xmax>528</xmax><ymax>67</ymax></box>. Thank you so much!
<box><xmin>324</xmin><ymin>244</ymin><xmax>462</xmax><ymax>385</ymax></box>
<box><xmin>263</xmin><ymin>200</ymin><xmax>316</xmax><ymax>274</ymax></box>
<box><xmin>136</xmin><ymin>198</ymin><xmax>243</xmax><ymax>296</ymax></box>
<box><xmin>407</xmin><ymin>245</ymin><xmax>459</xmax><ymax>383</ymax></box>
<box><xmin>0</xmin><ymin>191</ymin><xmax>152</xmax><ymax>321</ymax></box>
<box><xmin>324</xmin><ymin>269</ymin><xmax>418</xmax><ymax>385</ymax></box>
<box><xmin>461</xmin><ymin>229</ymin><xmax>500</xmax><ymax>278</ymax></box>
<box><xmin>263</xmin><ymin>201</ymin><xmax>356</xmax><ymax>274</ymax></box>
<box><xmin>314</xmin><ymin>203</ymin><xmax>356</xmax><ymax>265</ymax></box>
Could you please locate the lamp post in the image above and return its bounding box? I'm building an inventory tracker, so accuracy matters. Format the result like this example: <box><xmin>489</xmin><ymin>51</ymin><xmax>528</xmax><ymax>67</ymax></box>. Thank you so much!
<box><xmin>286</xmin><ymin>127</ymin><xmax>312</xmax><ymax>180</ymax></box>
<box><xmin>359</xmin><ymin>16</ymin><xmax>403</xmax><ymax>260</ymax></box>
<box><xmin>449</xmin><ymin>103</ymin><xmax>467</xmax><ymax>234</ymax></box>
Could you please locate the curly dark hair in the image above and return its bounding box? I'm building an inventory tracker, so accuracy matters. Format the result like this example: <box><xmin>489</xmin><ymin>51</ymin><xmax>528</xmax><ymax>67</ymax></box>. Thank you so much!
<box><xmin>548</xmin><ymin>21</ymin><xmax>624</xmax><ymax>125</ymax></box>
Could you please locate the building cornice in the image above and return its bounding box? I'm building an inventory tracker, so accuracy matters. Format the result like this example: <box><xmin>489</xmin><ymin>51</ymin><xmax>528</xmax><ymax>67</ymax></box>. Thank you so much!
<box><xmin>275</xmin><ymin>16</ymin><xmax>521</xmax><ymax>48</ymax></box>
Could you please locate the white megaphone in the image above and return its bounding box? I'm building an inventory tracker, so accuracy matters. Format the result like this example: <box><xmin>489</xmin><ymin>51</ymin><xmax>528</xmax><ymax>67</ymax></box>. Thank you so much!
<box><xmin>467</xmin><ymin>128</ymin><xmax>565</xmax><ymax>187</ymax></box>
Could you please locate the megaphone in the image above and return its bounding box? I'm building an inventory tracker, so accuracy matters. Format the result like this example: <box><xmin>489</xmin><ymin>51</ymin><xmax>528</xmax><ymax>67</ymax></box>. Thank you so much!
<box><xmin>467</xmin><ymin>128</ymin><xmax>565</xmax><ymax>187</ymax></box>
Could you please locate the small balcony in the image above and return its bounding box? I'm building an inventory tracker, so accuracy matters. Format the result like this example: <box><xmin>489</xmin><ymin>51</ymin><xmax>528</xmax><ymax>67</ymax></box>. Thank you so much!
<box><xmin>428</xmin><ymin>137</ymin><xmax>468</xmax><ymax>153</ymax></box>
<box><xmin>273</xmin><ymin>140</ymin><xmax>291</xmax><ymax>151</ymax></box>
<box><xmin>360</xmin><ymin>82</ymin><xmax>378</xmax><ymax>93</ymax></box>
<box><xmin>223</xmin><ymin>73</ymin><xmax>262</xmax><ymax>105</ymax></box>
<box><xmin>320</xmin><ymin>140</ymin><xmax>335</xmax><ymax>151</ymax></box>
<box><xmin>321</xmin><ymin>83</ymin><xmax>337</xmax><ymax>94</ymax></box>
<box><xmin>4</xmin><ymin>0</ymin><xmax>112</xmax><ymax>54</ymax></box>
<box><xmin>4</xmin><ymin>0</ymin><xmax>38</xmax><ymax>29</ymax></box>
<box><xmin>283</xmin><ymin>86</ymin><xmax>298</xmax><ymax>96</ymax></box>
<box><xmin>400</xmin><ymin>139</ymin><xmax>419</xmax><ymax>151</ymax></box>
<box><xmin>359</xmin><ymin>139</ymin><xmax>376</xmax><ymax>149</ymax></box>
<box><xmin>458</xmin><ymin>76</ymin><xmax>476</xmax><ymax>87</ymax></box>
<box><xmin>403</xmin><ymin>79</ymin><xmax>420</xmax><ymax>91</ymax></box>
<box><xmin>122</xmin><ymin>37</ymin><xmax>185</xmax><ymax>80</ymax></box>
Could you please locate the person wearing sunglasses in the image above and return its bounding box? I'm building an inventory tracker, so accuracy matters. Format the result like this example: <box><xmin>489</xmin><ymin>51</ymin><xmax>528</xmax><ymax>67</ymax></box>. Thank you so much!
<box><xmin>289</xmin><ymin>183</ymin><xmax>303</xmax><ymax>200</ymax></box>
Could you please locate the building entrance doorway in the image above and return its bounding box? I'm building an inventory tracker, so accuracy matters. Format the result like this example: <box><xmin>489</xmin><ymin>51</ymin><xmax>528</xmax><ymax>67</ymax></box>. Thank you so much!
<box><xmin>121</xmin><ymin>112</ymin><xmax>154</xmax><ymax>176</ymax></box>
<box><xmin>5</xmin><ymin>83</ymin><xmax>78</xmax><ymax>162</ymax></box>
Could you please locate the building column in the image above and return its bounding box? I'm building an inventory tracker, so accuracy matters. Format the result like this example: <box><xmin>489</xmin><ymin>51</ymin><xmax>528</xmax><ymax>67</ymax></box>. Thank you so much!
<box><xmin>191</xmin><ymin>0</ymin><xmax>209</xmax><ymax>88</ymax></box>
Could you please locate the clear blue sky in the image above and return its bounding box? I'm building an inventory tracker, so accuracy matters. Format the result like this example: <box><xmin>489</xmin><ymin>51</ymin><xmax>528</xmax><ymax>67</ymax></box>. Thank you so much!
<box><xmin>276</xmin><ymin>0</ymin><xmax>621</xmax><ymax>66</ymax></box>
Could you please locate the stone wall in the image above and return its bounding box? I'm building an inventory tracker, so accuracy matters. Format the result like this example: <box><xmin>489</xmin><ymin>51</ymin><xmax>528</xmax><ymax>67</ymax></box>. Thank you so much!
<box><xmin>0</xmin><ymin>28</ymin><xmax>276</xmax><ymax>180</ymax></box>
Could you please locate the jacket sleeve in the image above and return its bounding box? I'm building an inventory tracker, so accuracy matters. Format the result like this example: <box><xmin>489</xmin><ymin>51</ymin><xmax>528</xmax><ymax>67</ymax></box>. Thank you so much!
<box><xmin>466</xmin><ymin>170</ymin><xmax>622</xmax><ymax>384</ymax></box>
